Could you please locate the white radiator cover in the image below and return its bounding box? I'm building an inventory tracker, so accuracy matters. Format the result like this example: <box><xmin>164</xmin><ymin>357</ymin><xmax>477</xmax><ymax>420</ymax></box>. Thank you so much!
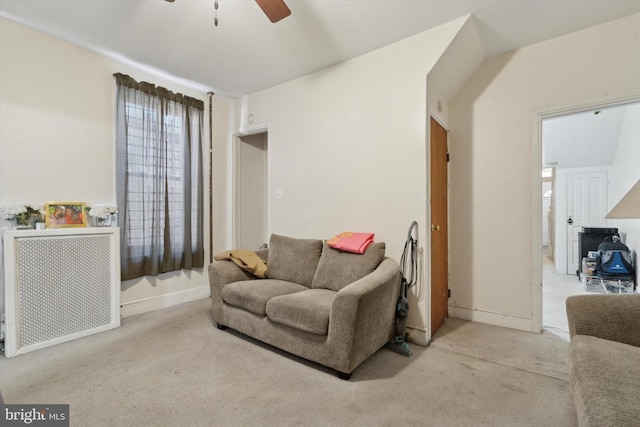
<box><xmin>1</xmin><ymin>228</ymin><xmax>120</xmax><ymax>357</ymax></box>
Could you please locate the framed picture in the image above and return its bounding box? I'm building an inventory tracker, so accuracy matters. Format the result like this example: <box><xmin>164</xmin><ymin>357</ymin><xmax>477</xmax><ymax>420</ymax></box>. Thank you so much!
<box><xmin>45</xmin><ymin>202</ymin><xmax>87</xmax><ymax>228</ymax></box>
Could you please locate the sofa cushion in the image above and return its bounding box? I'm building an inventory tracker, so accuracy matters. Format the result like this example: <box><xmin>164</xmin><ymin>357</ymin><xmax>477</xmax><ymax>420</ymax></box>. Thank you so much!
<box><xmin>266</xmin><ymin>289</ymin><xmax>336</xmax><ymax>335</ymax></box>
<box><xmin>266</xmin><ymin>234</ymin><xmax>323</xmax><ymax>287</ymax></box>
<box><xmin>569</xmin><ymin>335</ymin><xmax>640</xmax><ymax>427</ymax></box>
<box><xmin>311</xmin><ymin>242</ymin><xmax>386</xmax><ymax>291</ymax></box>
<box><xmin>221</xmin><ymin>279</ymin><xmax>308</xmax><ymax>316</ymax></box>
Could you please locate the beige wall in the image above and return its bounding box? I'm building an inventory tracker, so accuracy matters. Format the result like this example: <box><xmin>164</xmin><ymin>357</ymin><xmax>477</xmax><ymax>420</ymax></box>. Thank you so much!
<box><xmin>4</xmin><ymin>10</ymin><xmax>637</xmax><ymax>336</ymax></box>
<box><xmin>0</xmin><ymin>14</ymin><xmax>467</xmax><ymax>332</ymax></box>
<box><xmin>0</xmin><ymin>18</ymin><xmax>231</xmax><ymax>316</ymax></box>
<box><xmin>228</xmin><ymin>17</ymin><xmax>467</xmax><ymax>341</ymax></box>
<box><xmin>448</xmin><ymin>13</ymin><xmax>640</xmax><ymax>330</ymax></box>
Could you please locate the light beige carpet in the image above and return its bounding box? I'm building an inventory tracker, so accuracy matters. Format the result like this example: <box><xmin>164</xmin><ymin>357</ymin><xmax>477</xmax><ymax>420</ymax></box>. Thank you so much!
<box><xmin>0</xmin><ymin>298</ymin><xmax>577</xmax><ymax>426</ymax></box>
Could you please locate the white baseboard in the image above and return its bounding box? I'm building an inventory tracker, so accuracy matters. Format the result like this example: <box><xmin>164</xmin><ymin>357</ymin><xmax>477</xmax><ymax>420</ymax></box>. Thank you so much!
<box><xmin>120</xmin><ymin>285</ymin><xmax>210</xmax><ymax>318</ymax></box>
<box><xmin>406</xmin><ymin>326</ymin><xmax>430</xmax><ymax>346</ymax></box>
<box><xmin>448</xmin><ymin>305</ymin><xmax>534</xmax><ymax>332</ymax></box>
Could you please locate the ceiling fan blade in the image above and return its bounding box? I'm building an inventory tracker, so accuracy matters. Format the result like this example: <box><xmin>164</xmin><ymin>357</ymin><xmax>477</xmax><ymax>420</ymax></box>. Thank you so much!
<box><xmin>255</xmin><ymin>0</ymin><xmax>291</xmax><ymax>23</ymax></box>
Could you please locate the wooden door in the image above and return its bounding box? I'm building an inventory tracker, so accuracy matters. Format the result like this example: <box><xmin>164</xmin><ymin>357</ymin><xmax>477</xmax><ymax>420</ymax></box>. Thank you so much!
<box><xmin>430</xmin><ymin>117</ymin><xmax>448</xmax><ymax>336</ymax></box>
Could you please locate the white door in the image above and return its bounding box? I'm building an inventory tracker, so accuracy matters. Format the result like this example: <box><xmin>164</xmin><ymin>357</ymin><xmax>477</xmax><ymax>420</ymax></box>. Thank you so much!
<box><xmin>234</xmin><ymin>133</ymin><xmax>268</xmax><ymax>249</ymax></box>
<box><xmin>566</xmin><ymin>171</ymin><xmax>608</xmax><ymax>275</ymax></box>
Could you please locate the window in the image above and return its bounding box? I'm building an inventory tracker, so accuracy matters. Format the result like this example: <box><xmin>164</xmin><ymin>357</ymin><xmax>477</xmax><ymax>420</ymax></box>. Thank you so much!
<box><xmin>124</xmin><ymin>103</ymin><xmax>185</xmax><ymax>251</ymax></box>
<box><xmin>114</xmin><ymin>73</ymin><xmax>204</xmax><ymax>280</ymax></box>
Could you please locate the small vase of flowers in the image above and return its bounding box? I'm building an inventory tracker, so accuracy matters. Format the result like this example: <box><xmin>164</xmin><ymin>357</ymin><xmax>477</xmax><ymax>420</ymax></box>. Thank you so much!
<box><xmin>1</xmin><ymin>203</ymin><xmax>45</xmax><ymax>229</ymax></box>
<box><xmin>87</xmin><ymin>204</ymin><xmax>119</xmax><ymax>227</ymax></box>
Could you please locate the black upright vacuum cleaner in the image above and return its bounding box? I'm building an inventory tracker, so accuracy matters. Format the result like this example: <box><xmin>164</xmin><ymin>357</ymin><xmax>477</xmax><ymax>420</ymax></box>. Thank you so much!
<box><xmin>384</xmin><ymin>221</ymin><xmax>418</xmax><ymax>357</ymax></box>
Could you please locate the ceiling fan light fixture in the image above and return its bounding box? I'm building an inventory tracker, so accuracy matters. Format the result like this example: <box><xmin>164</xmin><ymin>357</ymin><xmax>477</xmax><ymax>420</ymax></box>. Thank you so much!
<box><xmin>255</xmin><ymin>0</ymin><xmax>291</xmax><ymax>23</ymax></box>
<box><xmin>166</xmin><ymin>0</ymin><xmax>291</xmax><ymax>26</ymax></box>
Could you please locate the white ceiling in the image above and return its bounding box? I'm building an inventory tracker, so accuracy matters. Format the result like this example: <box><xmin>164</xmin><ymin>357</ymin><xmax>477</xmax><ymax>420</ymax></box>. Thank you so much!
<box><xmin>543</xmin><ymin>103</ymin><xmax>639</xmax><ymax>169</ymax></box>
<box><xmin>1</xmin><ymin>0</ymin><xmax>640</xmax><ymax>97</ymax></box>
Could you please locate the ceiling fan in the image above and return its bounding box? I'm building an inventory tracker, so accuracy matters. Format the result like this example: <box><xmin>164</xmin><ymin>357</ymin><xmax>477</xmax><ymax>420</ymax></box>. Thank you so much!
<box><xmin>165</xmin><ymin>0</ymin><xmax>291</xmax><ymax>24</ymax></box>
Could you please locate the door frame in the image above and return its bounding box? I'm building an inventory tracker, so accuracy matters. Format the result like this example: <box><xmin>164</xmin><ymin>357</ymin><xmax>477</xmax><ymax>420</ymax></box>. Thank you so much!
<box><xmin>532</xmin><ymin>95</ymin><xmax>640</xmax><ymax>332</ymax></box>
<box><xmin>229</xmin><ymin>125</ymin><xmax>271</xmax><ymax>249</ymax></box>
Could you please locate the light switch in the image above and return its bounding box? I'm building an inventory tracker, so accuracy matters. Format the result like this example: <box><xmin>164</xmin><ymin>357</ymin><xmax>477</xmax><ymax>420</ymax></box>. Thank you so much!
<box><xmin>275</xmin><ymin>189</ymin><xmax>284</xmax><ymax>200</ymax></box>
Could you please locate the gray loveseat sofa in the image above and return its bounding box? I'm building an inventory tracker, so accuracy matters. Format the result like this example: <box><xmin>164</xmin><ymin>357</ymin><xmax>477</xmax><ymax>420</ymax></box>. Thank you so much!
<box><xmin>208</xmin><ymin>234</ymin><xmax>401</xmax><ymax>379</ymax></box>
<box><xmin>566</xmin><ymin>294</ymin><xmax>640</xmax><ymax>426</ymax></box>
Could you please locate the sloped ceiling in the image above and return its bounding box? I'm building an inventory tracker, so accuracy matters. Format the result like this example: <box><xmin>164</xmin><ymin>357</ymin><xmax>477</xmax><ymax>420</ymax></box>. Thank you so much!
<box><xmin>543</xmin><ymin>103</ymin><xmax>638</xmax><ymax>169</ymax></box>
<box><xmin>1</xmin><ymin>0</ymin><xmax>639</xmax><ymax>97</ymax></box>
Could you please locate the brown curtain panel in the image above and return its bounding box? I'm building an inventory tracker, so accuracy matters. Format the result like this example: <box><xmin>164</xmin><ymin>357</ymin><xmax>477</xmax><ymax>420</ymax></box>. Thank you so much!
<box><xmin>114</xmin><ymin>73</ymin><xmax>204</xmax><ymax>280</ymax></box>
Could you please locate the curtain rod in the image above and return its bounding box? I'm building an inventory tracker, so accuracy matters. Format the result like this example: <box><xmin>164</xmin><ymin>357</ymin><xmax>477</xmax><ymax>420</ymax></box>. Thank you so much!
<box><xmin>113</xmin><ymin>73</ymin><xmax>204</xmax><ymax>110</ymax></box>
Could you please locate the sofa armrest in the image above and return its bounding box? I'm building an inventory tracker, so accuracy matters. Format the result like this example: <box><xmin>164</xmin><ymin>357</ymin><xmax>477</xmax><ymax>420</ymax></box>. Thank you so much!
<box><xmin>566</xmin><ymin>294</ymin><xmax>640</xmax><ymax>347</ymax></box>
<box><xmin>329</xmin><ymin>258</ymin><xmax>401</xmax><ymax>367</ymax></box>
<box><xmin>208</xmin><ymin>259</ymin><xmax>257</xmax><ymax>289</ymax></box>
<box><xmin>209</xmin><ymin>247</ymin><xmax>268</xmax><ymax>286</ymax></box>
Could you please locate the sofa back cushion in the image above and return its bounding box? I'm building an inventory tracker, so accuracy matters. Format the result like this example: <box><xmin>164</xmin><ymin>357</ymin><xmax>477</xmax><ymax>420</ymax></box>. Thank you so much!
<box><xmin>312</xmin><ymin>242</ymin><xmax>386</xmax><ymax>291</ymax></box>
<box><xmin>266</xmin><ymin>234</ymin><xmax>323</xmax><ymax>287</ymax></box>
